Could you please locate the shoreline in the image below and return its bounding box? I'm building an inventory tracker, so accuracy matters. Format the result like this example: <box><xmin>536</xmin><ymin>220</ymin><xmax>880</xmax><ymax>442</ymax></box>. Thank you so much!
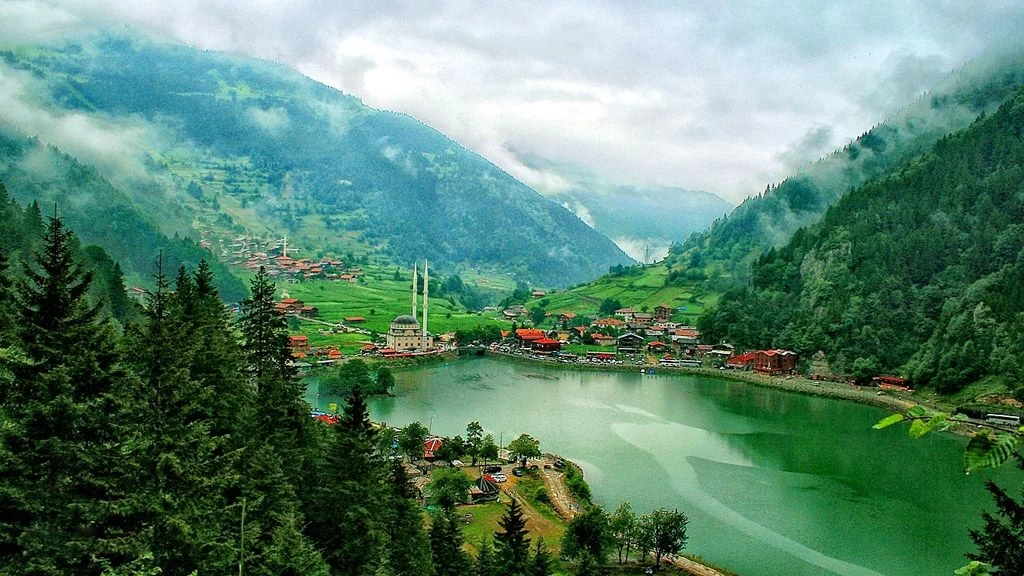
<box><xmin>475</xmin><ymin>348</ymin><xmax>920</xmax><ymax>413</ymax></box>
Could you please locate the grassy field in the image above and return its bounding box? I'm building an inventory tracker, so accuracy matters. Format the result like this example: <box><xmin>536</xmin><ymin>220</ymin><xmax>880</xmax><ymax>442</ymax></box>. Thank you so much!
<box><xmin>527</xmin><ymin>265</ymin><xmax>716</xmax><ymax>325</ymax></box>
<box><xmin>276</xmin><ymin>269</ymin><xmax>510</xmax><ymax>353</ymax></box>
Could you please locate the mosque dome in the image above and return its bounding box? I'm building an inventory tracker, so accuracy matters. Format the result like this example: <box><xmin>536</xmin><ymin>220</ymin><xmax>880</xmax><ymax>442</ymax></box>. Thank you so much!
<box><xmin>392</xmin><ymin>314</ymin><xmax>419</xmax><ymax>325</ymax></box>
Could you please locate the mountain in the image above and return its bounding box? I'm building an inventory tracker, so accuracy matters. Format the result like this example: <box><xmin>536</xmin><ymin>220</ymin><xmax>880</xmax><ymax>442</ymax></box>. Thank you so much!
<box><xmin>0</xmin><ymin>126</ymin><xmax>248</xmax><ymax>301</ymax></box>
<box><xmin>512</xmin><ymin>153</ymin><xmax>732</xmax><ymax>262</ymax></box>
<box><xmin>0</xmin><ymin>32</ymin><xmax>632</xmax><ymax>287</ymax></box>
<box><xmin>699</xmin><ymin>87</ymin><xmax>1024</xmax><ymax>396</ymax></box>
<box><xmin>666</xmin><ymin>50</ymin><xmax>1024</xmax><ymax>289</ymax></box>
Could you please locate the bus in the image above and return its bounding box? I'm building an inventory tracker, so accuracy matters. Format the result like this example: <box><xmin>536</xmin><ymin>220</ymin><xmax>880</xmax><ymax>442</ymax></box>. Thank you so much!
<box><xmin>984</xmin><ymin>413</ymin><xmax>1021</xmax><ymax>427</ymax></box>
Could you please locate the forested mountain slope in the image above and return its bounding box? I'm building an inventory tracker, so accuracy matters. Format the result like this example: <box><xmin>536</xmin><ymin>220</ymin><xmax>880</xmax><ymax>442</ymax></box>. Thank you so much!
<box><xmin>700</xmin><ymin>88</ymin><xmax>1024</xmax><ymax>395</ymax></box>
<box><xmin>667</xmin><ymin>50</ymin><xmax>1024</xmax><ymax>289</ymax></box>
<box><xmin>0</xmin><ymin>32</ymin><xmax>631</xmax><ymax>286</ymax></box>
<box><xmin>0</xmin><ymin>127</ymin><xmax>247</xmax><ymax>301</ymax></box>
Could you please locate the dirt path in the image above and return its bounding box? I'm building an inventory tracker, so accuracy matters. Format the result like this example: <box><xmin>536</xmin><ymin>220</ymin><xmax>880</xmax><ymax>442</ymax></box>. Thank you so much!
<box><xmin>669</xmin><ymin>556</ymin><xmax>726</xmax><ymax>576</ymax></box>
<box><xmin>538</xmin><ymin>460</ymin><xmax>579</xmax><ymax>522</ymax></box>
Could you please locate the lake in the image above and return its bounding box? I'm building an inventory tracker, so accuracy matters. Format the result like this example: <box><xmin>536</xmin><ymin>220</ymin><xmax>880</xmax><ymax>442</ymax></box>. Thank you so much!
<box><xmin>305</xmin><ymin>356</ymin><xmax>1021</xmax><ymax>576</ymax></box>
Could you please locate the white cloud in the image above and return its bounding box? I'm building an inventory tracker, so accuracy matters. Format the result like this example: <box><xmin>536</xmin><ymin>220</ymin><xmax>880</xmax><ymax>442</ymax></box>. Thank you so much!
<box><xmin>2</xmin><ymin>1</ymin><xmax>1023</xmax><ymax>203</ymax></box>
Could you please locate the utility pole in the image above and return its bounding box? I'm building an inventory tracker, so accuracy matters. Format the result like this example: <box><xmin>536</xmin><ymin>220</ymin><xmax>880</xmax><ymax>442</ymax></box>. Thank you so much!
<box><xmin>238</xmin><ymin>497</ymin><xmax>247</xmax><ymax>576</ymax></box>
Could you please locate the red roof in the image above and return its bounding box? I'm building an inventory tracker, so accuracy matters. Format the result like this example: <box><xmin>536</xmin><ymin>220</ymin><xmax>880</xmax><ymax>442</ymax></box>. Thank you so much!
<box><xmin>423</xmin><ymin>437</ymin><xmax>443</xmax><ymax>458</ymax></box>
<box><xmin>559</xmin><ymin>312</ymin><xmax>576</xmax><ymax>319</ymax></box>
<box><xmin>648</xmin><ymin>341</ymin><xmax>667</xmax><ymax>347</ymax></box>
<box><xmin>534</xmin><ymin>338</ymin><xmax>560</xmax><ymax>345</ymax></box>
<box><xmin>288</xmin><ymin>335</ymin><xmax>309</xmax><ymax>344</ymax></box>
<box><xmin>313</xmin><ymin>413</ymin><xmax>339</xmax><ymax>425</ymax></box>
<box><xmin>515</xmin><ymin>328</ymin><xmax>545</xmax><ymax>341</ymax></box>
<box><xmin>728</xmin><ymin>352</ymin><xmax>757</xmax><ymax>365</ymax></box>
<box><xmin>281</xmin><ymin>298</ymin><xmax>299</xmax><ymax>304</ymax></box>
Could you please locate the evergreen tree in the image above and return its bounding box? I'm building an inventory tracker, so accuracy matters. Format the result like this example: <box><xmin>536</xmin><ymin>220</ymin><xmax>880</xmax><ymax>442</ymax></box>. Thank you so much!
<box><xmin>0</xmin><ymin>252</ymin><xmax>16</xmax><ymax>345</ymax></box>
<box><xmin>529</xmin><ymin>537</ymin><xmax>552</xmax><ymax>576</ymax></box>
<box><xmin>430</xmin><ymin>509</ymin><xmax>470</xmax><ymax>576</ymax></box>
<box><xmin>383</xmin><ymin>461</ymin><xmax>434</xmax><ymax>576</ymax></box>
<box><xmin>475</xmin><ymin>537</ymin><xmax>498</xmax><ymax>575</ymax></box>
<box><xmin>2</xmin><ymin>210</ymin><xmax>142</xmax><ymax>573</ymax></box>
<box><xmin>239</xmin><ymin>266</ymin><xmax>312</xmax><ymax>488</ymax></box>
<box><xmin>968</xmin><ymin>477</ymin><xmax>1024</xmax><ymax>574</ymax></box>
<box><xmin>126</xmin><ymin>259</ymin><xmax>240</xmax><ymax>574</ymax></box>
<box><xmin>308</xmin><ymin>384</ymin><xmax>386</xmax><ymax>575</ymax></box>
<box><xmin>494</xmin><ymin>497</ymin><xmax>531</xmax><ymax>575</ymax></box>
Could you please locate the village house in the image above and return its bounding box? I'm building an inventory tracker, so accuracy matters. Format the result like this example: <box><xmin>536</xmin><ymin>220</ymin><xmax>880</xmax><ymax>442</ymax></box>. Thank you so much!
<box><xmin>654</xmin><ymin>304</ymin><xmax>674</xmax><ymax>322</ymax></box>
<box><xmin>592</xmin><ymin>317</ymin><xmax>627</xmax><ymax>329</ymax></box>
<box><xmin>287</xmin><ymin>335</ymin><xmax>310</xmax><ymax>353</ymax></box>
<box><xmin>727</xmin><ymin>351</ymin><xmax>757</xmax><ymax>370</ymax></box>
<box><xmin>648</xmin><ymin>340</ymin><xmax>669</xmax><ymax>353</ymax></box>
<box><xmin>754</xmin><ymin>349</ymin><xmax>798</xmax><ymax>375</ymax></box>
<box><xmin>613</xmin><ymin>307</ymin><xmax>636</xmax><ymax>322</ymax></box>
<box><xmin>633</xmin><ymin>312</ymin><xmax>653</xmax><ymax>325</ymax></box>
<box><xmin>514</xmin><ymin>328</ymin><xmax>546</xmax><ymax>348</ymax></box>
<box><xmin>532</xmin><ymin>338</ymin><xmax>562</xmax><ymax>353</ymax></box>
<box><xmin>592</xmin><ymin>333</ymin><xmax>616</xmax><ymax>347</ymax></box>
<box><xmin>671</xmin><ymin>327</ymin><xmax>701</xmax><ymax>346</ymax></box>
<box><xmin>616</xmin><ymin>332</ymin><xmax>645</xmax><ymax>354</ymax></box>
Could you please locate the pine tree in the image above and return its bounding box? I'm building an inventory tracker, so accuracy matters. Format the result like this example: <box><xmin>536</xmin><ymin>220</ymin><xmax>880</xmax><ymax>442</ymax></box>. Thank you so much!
<box><xmin>307</xmin><ymin>384</ymin><xmax>386</xmax><ymax>575</ymax></box>
<box><xmin>127</xmin><ymin>258</ymin><xmax>237</xmax><ymax>575</ymax></box>
<box><xmin>239</xmin><ymin>266</ymin><xmax>312</xmax><ymax>486</ymax></box>
<box><xmin>529</xmin><ymin>537</ymin><xmax>553</xmax><ymax>576</ymax></box>
<box><xmin>382</xmin><ymin>461</ymin><xmax>434</xmax><ymax>576</ymax></box>
<box><xmin>2</xmin><ymin>210</ymin><xmax>142</xmax><ymax>573</ymax></box>
<box><xmin>494</xmin><ymin>497</ymin><xmax>531</xmax><ymax>575</ymax></box>
<box><xmin>968</xmin><ymin>478</ymin><xmax>1024</xmax><ymax>574</ymax></box>
<box><xmin>430</xmin><ymin>509</ymin><xmax>470</xmax><ymax>576</ymax></box>
<box><xmin>475</xmin><ymin>537</ymin><xmax>498</xmax><ymax>575</ymax></box>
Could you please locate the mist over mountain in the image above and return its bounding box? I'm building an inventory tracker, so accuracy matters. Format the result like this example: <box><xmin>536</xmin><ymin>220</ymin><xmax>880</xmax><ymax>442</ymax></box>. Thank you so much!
<box><xmin>665</xmin><ymin>49</ymin><xmax>1024</xmax><ymax>288</ymax></box>
<box><xmin>512</xmin><ymin>152</ymin><xmax>732</xmax><ymax>262</ymax></box>
<box><xmin>0</xmin><ymin>32</ymin><xmax>632</xmax><ymax>287</ymax></box>
<box><xmin>0</xmin><ymin>124</ymin><xmax>248</xmax><ymax>300</ymax></box>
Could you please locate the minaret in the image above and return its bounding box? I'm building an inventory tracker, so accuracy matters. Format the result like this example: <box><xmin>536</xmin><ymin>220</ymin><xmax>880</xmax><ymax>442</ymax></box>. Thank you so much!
<box><xmin>282</xmin><ymin>235</ymin><xmax>288</xmax><ymax>258</ymax></box>
<box><xmin>411</xmin><ymin>263</ymin><xmax>418</xmax><ymax>320</ymax></box>
<box><xmin>422</xmin><ymin>260</ymin><xmax>429</xmax><ymax>349</ymax></box>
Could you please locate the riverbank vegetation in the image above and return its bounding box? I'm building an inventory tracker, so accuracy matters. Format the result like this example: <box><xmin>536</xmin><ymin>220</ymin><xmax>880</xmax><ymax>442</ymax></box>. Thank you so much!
<box><xmin>699</xmin><ymin>88</ymin><xmax>1024</xmax><ymax>402</ymax></box>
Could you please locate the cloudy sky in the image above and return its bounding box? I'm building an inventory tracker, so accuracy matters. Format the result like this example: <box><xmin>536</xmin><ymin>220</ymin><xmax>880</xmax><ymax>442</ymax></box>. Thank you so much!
<box><xmin>3</xmin><ymin>1</ymin><xmax>1024</xmax><ymax>203</ymax></box>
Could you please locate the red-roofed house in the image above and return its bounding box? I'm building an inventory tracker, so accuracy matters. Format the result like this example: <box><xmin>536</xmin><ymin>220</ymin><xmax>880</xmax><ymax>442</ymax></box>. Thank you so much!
<box><xmin>515</xmin><ymin>329</ymin><xmax>546</xmax><ymax>346</ymax></box>
<box><xmin>532</xmin><ymin>338</ymin><xmax>562</xmax><ymax>352</ymax></box>
<box><xmin>592</xmin><ymin>334</ymin><xmax>616</xmax><ymax>346</ymax></box>
<box><xmin>288</xmin><ymin>335</ymin><xmax>310</xmax><ymax>352</ymax></box>
<box><xmin>727</xmin><ymin>352</ymin><xmax>757</xmax><ymax>370</ymax></box>
<box><xmin>754</xmin><ymin>350</ymin><xmax>797</xmax><ymax>375</ymax></box>
<box><xmin>592</xmin><ymin>318</ymin><xmax>627</xmax><ymax>328</ymax></box>
<box><xmin>671</xmin><ymin>328</ymin><xmax>701</xmax><ymax>346</ymax></box>
<box><xmin>423</xmin><ymin>437</ymin><xmax>443</xmax><ymax>460</ymax></box>
<box><xmin>648</xmin><ymin>341</ymin><xmax>668</xmax><ymax>352</ymax></box>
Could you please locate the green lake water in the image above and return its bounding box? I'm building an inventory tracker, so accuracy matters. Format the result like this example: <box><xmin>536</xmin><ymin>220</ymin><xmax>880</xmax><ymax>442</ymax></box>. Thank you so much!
<box><xmin>304</xmin><ymin>356</ymin><xmax>1022</xmax><ymax>576</ymax></box>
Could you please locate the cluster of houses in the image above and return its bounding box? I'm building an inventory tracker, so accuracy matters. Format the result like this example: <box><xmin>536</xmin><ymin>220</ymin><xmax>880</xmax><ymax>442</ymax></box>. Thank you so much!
<box><xmin>218</xmin><ymin>235</ymin><xmax>365</xmax><ymax>283</ymax></box>
<box><xmin>275</xmin><ymin>297</ymin><xmax>319</xmax><ymax>317</ymax></box>
<box><xmin>499</xmin><ymin>315</ymin><xmax>800</xmax><ymax>375</ymax></box>
<box><xmin>287</xmin><ymin>335</ymin><xmax>343</xmax><ymax>364</ymax></box>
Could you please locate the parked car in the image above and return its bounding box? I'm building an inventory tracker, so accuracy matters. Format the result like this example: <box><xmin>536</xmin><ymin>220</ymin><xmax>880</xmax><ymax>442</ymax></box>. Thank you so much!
<box><xmin>483</xmin><ymin>465</ymin><xmax>502</xmax><ymax>473</ymax></box>
<box><xmin>489</xmin><ymin>473</ymin><xmax>508</xmax><ymax>483</ymax></box>
<box><xmin>512</xmin><ymin>468</ymin><xmax>525</xmax><ymax>477</ymax></box>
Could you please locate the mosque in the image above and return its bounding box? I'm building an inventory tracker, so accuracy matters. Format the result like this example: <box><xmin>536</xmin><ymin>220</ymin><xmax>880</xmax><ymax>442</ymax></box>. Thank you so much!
<box><xmin>386</xmin><ymin>261</ymin><xmax>435</xmax><ymax>350</ymax></box>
